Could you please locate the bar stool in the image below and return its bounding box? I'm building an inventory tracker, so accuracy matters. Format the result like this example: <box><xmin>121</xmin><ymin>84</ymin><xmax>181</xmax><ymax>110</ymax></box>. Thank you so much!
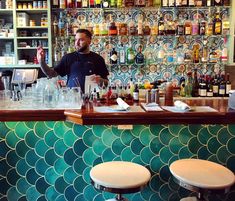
<box><xmin>90</xmin><ymin>161</ymin><xmax>151</xmax><ymax>201</ymax></box>
<box><xmin>170</xmin><ymin>159</ymin><xmax>235</xmax><ymax>201</ymax></box>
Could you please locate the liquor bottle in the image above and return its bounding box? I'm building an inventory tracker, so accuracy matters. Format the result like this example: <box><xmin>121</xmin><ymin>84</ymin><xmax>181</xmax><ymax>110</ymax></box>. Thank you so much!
<box><xmin>126</xmin><ymin>45</ymin><xmax>135</xmax><ymax>64</ymax></box>
<box><xmin>125</xmin><ymin>0</ymin><xmax>134</xmax><ymax>7</ymax></box>
<box><xmin>184</xmin><ymin>18</ymin><xmax>192</xmax><ymax>35</ymax></box>
<box><xmin>213</xmin><ymin>11</ymin><xmax>222</xmax><ymax>35</ymax></box>
<box><xmin>82</xmin><ymin>0</ymin><xmax>89</xmax><ymax>7</ymax></box>
<box><xmin>135</xmin><ymin>45</ymin><xmax>144</xmax><ymax>64</ymax></box>
<box><xmin>161</xmin><ymin>0</ymin><xmax>168</xmax><ymax>7</ymax></box>
<box><xmin>60</xmin><ymin>0</ymin><xmax>66</xmax><ymax>8</ymax></box>
<box><xmin>218</xmin><ymin>75</ymin><xmax>226</xmax><ymax>97</ymax></box>
<box><xmin>108</xmin><ymin>22</ymin><xmax>117</xmax><ymax>36</ymax></box>
<box><xmin>95</xmin><ymin>0</ymin><xmax>101</xmax><ymax>7</ymax></box>
<box><xmin>58</xmin><ymin>13</ymin><xmax>65</xmax><ymax>37</ymax></box>
<box><xmin>177</xmin><ymin>20</ymin><xmax>185</xmax><ymax>35</ymax></box>
<box><xmin>119</xmin><ymin>44</ymin><xmax>126</xmax><ymax>64</ymax></box>
<box><xmin>192</xmin><ymin>18</ymin><xmax>199</xmax><ymax>35</ymax></box>
<box><xmin>206</xmin><ymin>11</ymin><xmax>214</xmax><ymax>35</ymax></box>
<box><xmin>199</xmin><ymin>19</ymin><xmax>206</xmax><ymax>35</ymax></box>
<box><xmin>214</xmin><ymin>0</ymin><xmax>222</xmax><ymax>6</ymax></box>
<box><xmin>137</xmin><ymin>17</ymin><xmax>143</xmax><ymax>35</ymax></box>
<box><xmin>53</xmin><ymin>16</ymin><xmax>58</xmax><ymax>36</ymax></box>
<box><xmin>158</xmin><ymin>15</ymin><xmax>165</xmax><ymax>35</ymax></box>
<box><xmin>206</xmin><ymin>76</ymin><xmax>213</xmax><ymax>97</ymax></box>
<box><xmin>207</xmin><ymin>0</ymin><xmax>211</xmax><ymax>6</ymax></box>
<box><xmin>199</xmin><ymin>75</ymin><xmax>207</xmax><ymax>97</ymax></box>
<box><xmin>52</xmin><ymin>0</ymin><xmax>59</xmax><ymax>8</ymax></box>
<box><xmin>110</xmin><ymin>48</ymin><xmax>118</xmax><ymax>64</ymax></box>
<box><xmin>147</xmin><ymin>0</ymin><xmax>153</xmax><ymax>7</ymax></box>
<box><xmin>185</xmin><ymin>72</ymin><xmax>193</xmax><ymax>97</ymax></box>
<box><xmin>201</xmin><ymin>40</ymin><xmax>208</xmax><ymax>63</ymax></box>
<box><xmin>181</xmin><ymin>0</ymin><xmax>188</xmax><ymax>6</ymax></box>
<box><xmin>135</xmin><ymin>0</ymin><xmax>145</xmax><ymax>7</ymax></box>
<box><xmin>221</xmin><ymin>38</ymin><xmax>228</xmax><ymax>63</ymax></box>
<box><xmin>225</xmin><ymin>73</ymin><xmax>231</xmax><ymax>97</ymax></box>
<box><xmin>209</xmin><ymin>48</ymin><xmax>218</xmax><ymax>63</ymax></box>
<box><xmin>117</xmin><ymin>0</ymin><xmax>122</xmax><ymax>7</ymax></box>
<box><xmin>89</xmin><ymin>0</ymin><xmax>95</xmax><ymax>7</ymax></box>
<box><xmin>76</xmin><ymin>0</ymin><xmax>82</xmax><ymax>7</ymax></box>
<box><xmin>223</xmin><ymin>0</ymin><xmax>230</xmax><ymax>6</ymax></box>
<box><xmin>133</xmin><ymin>84</ymin><xmax>139</xmax><ymax>102</ymax></box>
<box><xmin>67</xmin><ymin>0</ymin><xmax>74</xmax><ymax>7</ymax></box>
<box><xmin>168</xmin><ymin>0</ymin><xmax>175</xmax><ymax>7</ymax></box>
<box><xmin>222</xmin><ymin>12</ymin><xmax>230</xmax><ymax>35</ymax></box>
<box><xmin>188</xmin><ymin>0</ymin><xmax>195</xmax><ymax>6</ymax></box>
<box><xmin>110</xmin><ymin>0</ymin><xmax>117</xmax><ymax>7</ymax></box>
<box><xmin>192</xmin><ymin>43</ymin><xmax>200</xmax><ymax>63</ymax></box>
<box><xmin>212</xmin><ymin>75</ymin><xmax>219</xmax><ymax>97</ymax></box>
<box><xmin>195</xmin><ymin>0</ymin><xmax>202</xmax><ymax>6</ymax></box>
<box><xmin>192</xmin><ymin>69</ymin><xmax>199</xmax><ymax>97</ymax></box>
<box><xmin>153</xmin><ymin>0</ymin><xmax>161</xmax><ymax>6</ymax></box>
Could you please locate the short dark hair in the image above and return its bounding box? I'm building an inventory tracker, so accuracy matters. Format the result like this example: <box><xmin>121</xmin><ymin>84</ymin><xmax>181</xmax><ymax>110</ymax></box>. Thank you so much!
<box><xmin>76</xmin><ymin>29</ymin><xmax>92</xmax><ymax>39</ymax></box>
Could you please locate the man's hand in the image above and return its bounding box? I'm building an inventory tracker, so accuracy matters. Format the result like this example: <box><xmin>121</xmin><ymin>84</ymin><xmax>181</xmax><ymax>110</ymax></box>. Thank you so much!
<box><xmin>37</xmin><ymin>46</ymin><xmax>45</xmax><ymax>63</ymax></box>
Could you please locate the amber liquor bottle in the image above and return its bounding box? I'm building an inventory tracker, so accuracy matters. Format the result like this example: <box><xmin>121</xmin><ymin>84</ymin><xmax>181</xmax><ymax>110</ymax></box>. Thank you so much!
<box><xmin>225</xmin><ymin>73</ymin><xmax>232</xmax><ymax>97</ymax></box>
<box><xmin>192</xmin><ymin>69</ymin><xmax>199</xmax><ymax>97</ymax></box>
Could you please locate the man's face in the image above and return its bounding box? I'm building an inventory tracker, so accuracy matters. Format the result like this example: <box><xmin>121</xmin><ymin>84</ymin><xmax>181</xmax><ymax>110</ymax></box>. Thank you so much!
<box><xmin>75</xmin><ymin>33</ymin><xmax>91</xmax><ymax>53</ymax></box>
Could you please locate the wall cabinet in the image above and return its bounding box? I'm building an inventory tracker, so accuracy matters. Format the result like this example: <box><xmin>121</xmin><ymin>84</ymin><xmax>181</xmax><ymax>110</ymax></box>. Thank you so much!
<box><xmin>0</xmin><ymin>0</ymin><xmax>52</xmax><ymax>68</ymax></box>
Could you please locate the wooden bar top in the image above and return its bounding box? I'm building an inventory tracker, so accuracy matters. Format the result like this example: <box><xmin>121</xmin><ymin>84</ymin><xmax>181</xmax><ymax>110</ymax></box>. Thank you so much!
<box><xmin>0</xmin><ymin>98</ymin><xmax>234</xmax><ymax>125</ymax></box>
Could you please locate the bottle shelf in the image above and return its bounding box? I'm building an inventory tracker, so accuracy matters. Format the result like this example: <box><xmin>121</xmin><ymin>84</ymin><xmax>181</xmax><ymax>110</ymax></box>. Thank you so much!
<box><xmin>17</xmin><ymin>36</ymin><xmax>48</xmax><ymax>39</ymax></box>
<box><xmin>0</xmin><ymin>9</ymin><xmax>13</xmax><ymax>14</ymax></box>
<box><xmin>17</xmin><ymin>47</ymin><xmax>48</xmax><ymax>49</ymax></box>
<box><xmin>16</xmin><ymin>26</ymin><xmax>48</xmax><ymax>29</ymax></box>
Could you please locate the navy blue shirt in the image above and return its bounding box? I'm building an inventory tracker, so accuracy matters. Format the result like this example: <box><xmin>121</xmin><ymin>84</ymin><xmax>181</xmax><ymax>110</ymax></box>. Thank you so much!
<box><xmin>54</xmin><ymin>51</ymin><xmax>109</xmax><ymax>92</ymax></box>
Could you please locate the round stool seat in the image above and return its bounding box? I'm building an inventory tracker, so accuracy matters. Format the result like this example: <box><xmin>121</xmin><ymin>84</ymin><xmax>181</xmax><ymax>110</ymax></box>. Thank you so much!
<box><xmin>170</xmin><ymin>159</ymin><xmax>235</xmax><ymax>191</ymax></box>
<box><xmin>90</xmin><ymin>161</ymin><xmax>151</xmax><ymax>194</ymax></box>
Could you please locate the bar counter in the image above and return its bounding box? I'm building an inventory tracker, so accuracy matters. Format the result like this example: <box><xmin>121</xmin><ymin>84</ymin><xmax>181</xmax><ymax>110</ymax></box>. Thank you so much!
<box><xmin>0</xmin><ymin>98</ymin><xmax>235</xmax><ymax>201</ymax></box>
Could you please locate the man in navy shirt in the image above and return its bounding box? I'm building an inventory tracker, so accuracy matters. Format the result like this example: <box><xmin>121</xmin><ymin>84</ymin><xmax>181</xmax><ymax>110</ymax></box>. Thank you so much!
<box><xmin>37</xmin><ymin>29</ymin><xmax>109</xmax><ymax>93</ymax></box>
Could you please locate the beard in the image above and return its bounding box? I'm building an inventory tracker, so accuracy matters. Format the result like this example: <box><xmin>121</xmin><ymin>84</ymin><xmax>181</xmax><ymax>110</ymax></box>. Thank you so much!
<box><xmin>77</xmin><ymin>44</ymin><xmax>88</xmax><ymax>53</ymax></box>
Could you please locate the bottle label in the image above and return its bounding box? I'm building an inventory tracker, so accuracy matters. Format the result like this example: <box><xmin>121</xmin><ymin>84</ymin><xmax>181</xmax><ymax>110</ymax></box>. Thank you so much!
<box><xmin>111</xmin><ymin>54</ymin><xmax>117</xmax><ymax>62</ymax></box>
<box><xmin>133</xmin><ymin>92</ymin><xmax>139</xmax><ymax>101</ymax></box>
<box><xmin>213</xmin><ymin>85</ymin><xmax>219</xmax><ymax>93</ymax></box>
<box><xmin>226</xmin><ymin>84</ymin><xmax>231</xmax><ymax>94</ymax></box>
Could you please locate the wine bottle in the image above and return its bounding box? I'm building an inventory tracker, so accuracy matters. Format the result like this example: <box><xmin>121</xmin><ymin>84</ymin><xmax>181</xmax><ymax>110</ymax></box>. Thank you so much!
<box><xmin>192</xmin><ymin>69</ymin><xmax>199</xmax><ymax>97</ymax></box>
<box><xmin>135</xmin><ymin>45</ymin><xmax>144</xmax><ymax>64</ymax></box>
<box><xmin>110</xmin><ymin>48</ymin><xmax>118</xmax><ymax>64</ymax></box>
<box><xmin>225</xmin><ymin>73</ymin><xmax>231</xmax><ymax>97</ymax></box>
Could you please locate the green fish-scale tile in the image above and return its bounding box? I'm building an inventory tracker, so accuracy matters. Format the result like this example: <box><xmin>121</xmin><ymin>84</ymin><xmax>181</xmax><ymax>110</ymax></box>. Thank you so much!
<box><xmin>168</xmin><ymin>155</ymin><xmax>179</xmax><ymax>165</ymax></box>
<box><xmin>45</xmin><ymin>149</ymin><xmax>59</xmax><ymax>166</ymax></box>
<box><xmin>35</xmin><ymin>177</ymin><xmax>50</xmax><ymax>194</ymax></box>
<box><xmin>25</xmin><ymin>131</ymin><xmax>40</xmax><ymax>148</ymax></box>
<box><xmin>208</xmin><ymin>125</ymin><xmax>224</xmax><ymax>136</ymax></box>
<box><xmin>111</xmin><ymin>126</ymin><xmax>122</xmax><ymax>137</ymax></box>
<box><xmin>15</xmin><ymin>122</ymin><xmax>31</xmax><ymax>139</ymax></box>
<box><xmin>169</xmin><ymin>137</ymin><xmax>182</xmax><ymax>154</ymax></box>
<box><xmin>188</xmin><ymin>125</ymin><xmax>203</xmax><ymax>135</ymax></box>
<box><xmin>64</xmin><ymin>121</ymin><xmax>73</xmax><ymax>128</ymax></box>
<box><xmin>54</xmin><ymin>139</ymin><xmax>68</xmax><ymax>157</ymax></box>
<box><xmin>84</xmin><ymin>185</ymin><xmax>100</xmax><ymax>201</ymax></box>
<box><xmin>34</xmin><ymin>122</ymin><xmax>49</xmax><ymax>138</ymax></box>
<box><xmin>178</xmin><ymin>127</ymin><xmax>193</xmax><ymax>145</ymax></box>
<box><xmin>54</xmin><ymin>176</ymin><xmax>69</xmax><ymax>194</ymax></box>
<box><xmin>73</xmin><ymin>157</ymin><xmax>87</xmax><ymax>175</ymax></box>
<box><xmin>44</xmin><ymin>167</ymin><xmax>60</xmax><ymax>185</ymax></box>
<box><xmin>140</xmin><ymin>128</ymin><xmax>154</xmax><ymax>146</ymax></box>
<box><xmin>120</xmin><ymin>130</ymin><xmax>135</xmax><ymax>146</ymax></box>
<box><xmin>120</xmin><ymin>146</ymin><xmax>136</xmax><ymax>161</ymax></box>
<box><xmin>63</xmin><ymin>130</ymin><xmax>78</xmax><ymax>147</ymax></box>
<box><xmin>102</xmin><ymin>148</ymin><xmax>117</xmax><ymax>162</ymax></box>
<box><xmin>25</xmin><ymin>168</ymin><xmax>40</xmax><ymax>185</ymax></box>
<box><xmin>150</xmin><ymin>156</ymin><xmax>164</xmax><ymax>173</ymax></box>
<box><xmin>93</xmin><ymin>138</ymin><xmax>107</xmax><ymax>156</ymax></box>
<box><xmin>149</xmin><ymin>193</ymin><xmax>164</xmax><ymax>201</ymax></box>
<box><xmin>92</xmin><ymin>125</ymin><xmax>108</xmax><ymax>138</ymax></box>
<box><xmin>140</xmin><ymin>147</ymin><xmax>155</xmax><ymax>165</ymax></box>
<box><xmin>131</xmin><ymin>192</ymin><xmax>145</xmax><ymax>201</ymax></box>
<box><xmin>44</xmin><ymin>131</ymin><xmax>59</xmax><ymax>148</ymax></box>
<box><xmin>75</xmin><ymin>194</ymin><xmax>87</xmax><ymax>201</ymax></box>
<box><xmin>16</xmin><ymin>159</ymin><xmax>30</xmax><ymax>176</ymax></box>
<box><xmin>35</xmin><ymin>158</ymin><xmax>50</xmax><ymax>176</ymax></box>
<box><xmin>0</xmin><ymin>123</ymin><xmax>10</xmax><ymax>138</ymax></box>
<box><xmin>217</xmin><ymin>146</ymin><xmax>231</xmax><ymax>164</ymax></box>
<box><xmin>6</xmin><ymin>150</ymin><xmax>20</xmax><ymax>167</ymax></box>
<box><xmin>53</xmin><ymin>122</ymin><xmax>70</xmax><ymax>138</ymax></box>
<box><xmin>102</xmin><ymin>128</ymin><xmax>117</xmax><ymax>147</ymax></box>
<box><xmin>159</xmin><ymin>183</ymin><xmax>173</xmax><ymax>201</ymax></box>
<box><xmin>25</xmin><ymin>122</ymin><xmax>36</xmax><ymax>129</ymax></box>
<box><xmin>218</xmin><ymin>127</ymin><xmax>233</xmax><ymax>145</ymax></box>
<box><xmin>93</xmin><ymin>194</ymin><xmax>104</xmax><ymax>201</ymax></box>
<box><xmin>178</xmin><ymin>146</ymin><xmax>193</xmax><ymax>159</ymax></box>
<box><xmin>198</xmin><ymin>146</ymin><xmax>211</xmax><ymax>160</ymax></box>
<box><xmin>54</xmin><ymin>158</ymin><xmax>69</xmax><ymax>175</ymax></box>
<box><xmin>16</xmin><ymin>178</ymin><xmax>30</xmax><ymax>195</ymax></box>
<box><xmin>15</xmin><ymin>140</ymin><xmax>30</xmax><ymax>158</ymax></box>
<box><xmin>132</xmin><ymin>156</ymin><xmax>145</xmax><ymax>165</ymax></box>
<box><xmin>159</xmin><ymin>146</ymin><xmax>174</xmax><ymax>164</ymax></box>
<box><xmin>168</xmin><ymin>193</ymin><xmax>181</xmax><ymax>201</ymax></box>
<box><xmin>35</xmin><ymin>139</ymin><xmax>50</xmax><ymax>157</ymax></box>
<box><xmin>83</xmin><ymin>129</ymin><xmax>98</xmax><ymax>147</ymax></box>
<box><xmin>188</xmin><ymin>137</ymin><xmax>202</xmax><ymax>154</ymax></box>
<box><xmin>18</xmin><ymin>196</ymin><xmax>27</xmax><ymax>201</ymax></box>
<box><xmin>83</xmin><ymin>167</ymin><xmax>92</xmax><ymax>184</ymax></box>
<box><xmin>160</xmin><ymin>165</ymin><xmax>172</xmax><ymax>182</ymax></box>
<box><xmin>64</xmin><ymin>167</ymin><xmax>78</xmax><ymax>184</ymax></box>
<box><xmin>5</xmin><ymin>122</ymin><xmax>17</xmax><ymax>129</ymax></box>
<box><xmin>64</xmin><ymin>148</ymin><xmax>78</xmax><ymax>166</ymax></box>
<box><xmin>83</xmin><ymin>148</ymin><xmax>98</xmax><ymax>166</ymax></box>
<box><xmin>208</xmin><ymin>136</ymin><xmax>222</xmax><ymax>154</ymax></box>
<box><xmin>207</xmin><ymin>155</ymin><xmax>220</xmax><ymax>164</ymax></box>
<box><xmin>45</xmin><ymin>186</ymin><xmax>60</xmax><ymax>201</ymax></box>
<box><xmin>227</xmin><ymin>156</ymin><xmax>235</xmax><ymax>172</ymax></box>
<box><xmin>44</xmin><ymin>121</ymin><xmax>56</xmax><ymax>129</ymax></box>
<box><xmin>228</xmin><ymin>125</ymin><xmax>235</xmax><ymax>136</ymax></box>
<box><xmin>65</xmin><ymin>185</ymin><xmax>78</xmax><ymax>201</ymax></box>
<box><xmin>149</xmin><ymin>137</ymin><xmax>164</xmax><ymax>155</ymax></box>
<box><xmin>7</xmin><ymin>187</ymin><xmax>22</xmax><ymax>201</ymax></box>
<box><xmin>111</xmin><ymin>139</ymin><xmax>127</xmax><ymax>157</ymax></box>
<box><xmin>149</xmin><ymin>174</ymin><xmax>164</xmax><ymax>192</ymax></box>
<box><xmin>168</xmin><ymin>125</ymin><xmax>185</xmax><ymax>136</ymax></box>
<box><xmin>149</xmin><ymin>125</ymin><xmax>165</xmax><ymax>137</ymax></box>
<box><xmin>26</xmin><ymin>186</ymin><xmax>41</xmax><ymax>201</ymax></box>
<box><xmin>0</xmin><ymin>141</ymin><xmax>10</xmax><ymax>158</ymax></box>
<box><xmin>25</xmin><ymin>149</ymin><xmax>40</xmax><ymax>167</ymax></box>
<box><xmin>141</xmin><ymin>185</ymin><xmax>154</xmax><ymax>201</ymax></box>
<box><xmin>168</xmin><ymin>176</ymin><xmax>179</xmax><ymax>191</ymax></box>
<box><xmin>0</xmin><ymin>178</ymin><xmax>11</xmax><ymax>195</ymax></box>
<box><xmin>227</xmin><ymin>137</ymin><xmax>235</xmax><ymax>154</ymax></box>
<box><xmin>37</xmin><ymin>195</ymin><xmax>47</xmax><ymax>201</ymax></box>
<box><xmin>74</xmin><ymin>176</ymin><xmax>88</xmax><ymax>193</ymax></box>
<box><xmin>7</xmin><ymin>168</ymin><xmax>20</xmax><ymax>186</ymax></box>
<box><xmin>5</xmin><ymin>131</ymin><xmax>20</xmax><ymax>149</ymax></box>
<box><xmin>54</xmin><ymin>194</ymin><xmax>66</xmax><ymax>201</ymax></box>
<box><xmin>74</xmin><ymin>139</ymin><xmax>88</xmax><ymax>157</ymax></box>
<box><xmin>73</xmin><ymin>124</ymin><xmax>88</xmax><ymax>138</ymax></box>
<box><xmin>198</xmin><ymin>127</ymin><xmax>212</xmax><ymax>145</ymax></box>
<box><xmin>132</xmin><ymin>125</ymin><xmax>148</xmax><ymax>137</ymax></box>
<box><xmin>130</xmin><ymin>138</ymin><xmax>144</xmax><ymax>155</ymax></box>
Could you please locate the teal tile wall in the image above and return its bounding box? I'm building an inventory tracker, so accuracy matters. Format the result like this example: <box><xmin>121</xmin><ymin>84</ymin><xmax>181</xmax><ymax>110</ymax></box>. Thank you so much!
<box><xmin>0</xmin><ymin>122</ymin><xmax>235</xmax><ymax>201</ymax></box>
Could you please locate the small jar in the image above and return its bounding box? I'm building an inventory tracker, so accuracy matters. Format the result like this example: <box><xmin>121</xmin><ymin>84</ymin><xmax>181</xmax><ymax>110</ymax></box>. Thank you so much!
<box><xmin>43</xmin><ymin>1</ymin><xmax>47</xmax><ymax>8</ymax></box>
<box><xmin>38</xmin><ymin>1</ymin><xmax>42</xmax><ymax>8</ymax></box>
<box><xmin>28</xmin><ymin>3</ymin><xmax>33</xmax><ymax>9</ymax></box>
<box><xmin>30</xmin><ymin>20</ymin><xmax>36</xmax><ymax>26</ymax></box>
<box><xmin>23</xmin><ymin>3</ymin><xmax>27</xmax><ymax>9</ymax></box>
<box><xmin>33</xmin><ymin>1</ymin><xmax>37</xmax><ymax>8</ymax></box>
<box><xmin>17</xmin><ymin>3</ymin><xmax>23</xmax><ymax>9</ymax></box>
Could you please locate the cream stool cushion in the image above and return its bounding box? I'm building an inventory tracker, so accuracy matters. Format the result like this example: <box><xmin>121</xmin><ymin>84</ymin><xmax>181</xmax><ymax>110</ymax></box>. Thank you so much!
<box><xmin>170</xmin><ymin>159</ymin><xmax>235</xmax><ymax>190</ymax></box>
<box><xmin>180</xmin><ymin>197</ymin><xmax>198</xmax><ymax>201</ymax></box>
<box><xmin>90</xmin><ymin>161</ymin><xmax>151</xmax><ymax>189</ymax></box>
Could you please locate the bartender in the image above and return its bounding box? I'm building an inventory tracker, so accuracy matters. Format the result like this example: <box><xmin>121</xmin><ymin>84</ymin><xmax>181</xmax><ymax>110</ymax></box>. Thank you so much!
<box><xmin>37</xmin><ymin>29</ymin><xmax>109</xmax><ymax>93</ymax></box>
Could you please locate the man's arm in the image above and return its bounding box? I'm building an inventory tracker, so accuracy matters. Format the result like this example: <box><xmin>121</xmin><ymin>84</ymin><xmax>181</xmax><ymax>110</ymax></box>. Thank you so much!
<box><xmin>37</xmin><ymin>46</ymin><xmax>58</xmax><ymax>78</ymax></box>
